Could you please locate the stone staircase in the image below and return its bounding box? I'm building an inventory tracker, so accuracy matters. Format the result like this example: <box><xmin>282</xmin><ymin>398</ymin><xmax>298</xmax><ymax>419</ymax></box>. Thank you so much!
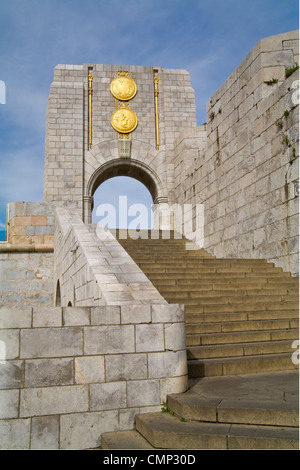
<box><xmin>101</xmin><ymin>231</ymin><xmax>299</xmax><ymax>449</ymax></box>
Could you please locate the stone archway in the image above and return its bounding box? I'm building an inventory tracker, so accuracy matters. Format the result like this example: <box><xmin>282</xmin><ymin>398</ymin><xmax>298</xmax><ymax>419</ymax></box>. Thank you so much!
<box><xmin>84</xmin><ymin>158</ymin><xmax>168</xmax><ymax>224</ymax></box>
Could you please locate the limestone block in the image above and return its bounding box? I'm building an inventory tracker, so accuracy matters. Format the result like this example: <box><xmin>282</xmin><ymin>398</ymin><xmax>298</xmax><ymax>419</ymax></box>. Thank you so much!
<box><xmin>119</xmin><ymin>407</ymin><xmax>140</xmax><ymax>431</ymax></box>
<box><xmin>127</xmin><ymin>380</ymin><xmax>160</xmax><ymax>407</ymax></box>
<box><xmin>0</xmin><ymin>307</ymin><xmax>32</xmax><ymax>328</ymax></box>
<box><xmin>151</xmin><ymin>304</ymin><xmax>184</xmax><ymax>323</ymax></box>
<box><xmin>20</xmin><ymin>327</ymin><xmax>83</xmax><ymax>358</ymax></box>
<box><xmin>250</xmin><ymin>50</ymin><xmax>294</xmax><ymax>76</ymax></box>
<box><xmin>20</xmin><ymin>385</ymin><xmax>88</xmax><ymax>417</ymax></box>
<box><xmin>75</xmin><ymin>356</ymin><xmax>105</xmax><ymax>384</ymax></box>
<box><xmin>148</xmin><ymin>351</ymin><xmax>188</xmax><ymax>379</ymax></box>
<box><xmin>32</xmin><ymin>307</ymin><xmax>62</xmax><ymax>327</ymax></box>
<box><xmin>0</xmin><ymin>389</ymin><xmax>19</xmax><ymax>418</ymax></box>
<box><xmin>164</xmin><ymin>323</ymin><xmax>186</xmax><ymax>351</ymax></box>
<box><xmin>90</xmin><ymin>382</ymin><xmax>127</xmax><ymax>411</ymax></box>
<box><xmin>0</xmin><ymin>360</ymin><xmax>24</xmax><ymax>389</ymax></box>
<box><xmin>84</xmin><ymin>325</ymin><xmax>134</xmax><ymax>355</ymax></box>
<box><xmin>0</xmin><ymin>418</ymin><xmax>31</xmax><ymax>450</ymax></box>
<box><xmin>90</xmin><ymin>306</ymin><xmax>120</xmax><ymax>325</ymax></box>
<box><xmin>63</xmin><ymin>307</ymin><xmax>90</xmax><ymax>326</ymax></box>
<box><xmin>25</xmin><ymin>358</ymin><xmax>74</xmax><ymax>387</ymax></box>
<box><xmin>121</xmin><ymin>305</ymin><xmax>151</xmax><ymax>324</ymax></box>
<box><xmin>105</xmin><ymin>354</ymin><xmax>147</xmax><ymax>382</ymax></box>
<box><xmin>30</xmin><ymin>416</ymin><xmax>59</xmax><ymax>450</ymax></box>
<box><xmin>60</xmin><ymin>410</ymin><xmax>119</xmax><ymax>450</ymax></box>
<box><xmin>135</xmin><ymin>324</ymin><xmax>164</xmax><ymax>352</ymax></box>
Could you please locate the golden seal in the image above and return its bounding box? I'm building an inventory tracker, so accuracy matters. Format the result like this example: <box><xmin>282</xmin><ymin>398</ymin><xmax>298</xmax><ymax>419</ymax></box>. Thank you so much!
<box><xmin>110</xmin><ymin>76</ymin><xmax>137</xmax><ymax>101</ymax></box>
<box><xmin>111</xmin><ymin>108</ymin><xmax>138</xmax><ymax>134</ymax></box>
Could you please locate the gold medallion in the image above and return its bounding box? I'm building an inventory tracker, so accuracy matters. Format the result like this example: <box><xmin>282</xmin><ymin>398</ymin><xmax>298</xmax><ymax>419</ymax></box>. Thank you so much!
<box><xmin>111</xmin><ymin>108</ymin><xmax>138</xmax><ymax>134</ymax></box>
<box><xmin>110</xmin><ymin>76</ymin><xmax>137</xmax><ymax>101</ymax></box>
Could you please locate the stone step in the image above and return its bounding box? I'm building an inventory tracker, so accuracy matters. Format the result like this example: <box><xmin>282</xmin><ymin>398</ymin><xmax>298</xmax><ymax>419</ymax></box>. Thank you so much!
<box><xmin>118</xmin><ymin>233</ymin><xmax>298</xmax><ymax>380</ymax></box>
<box><xmin>167</xmin><ymin>392</ymin><xmax>298</xmax><ymax>428</ymax></box>
<box><xmin>159</xmin><ymin>286</ymin><xmax>297</xmax><ymax>297</ymax></box>
<box><xmin>162</xmin><ymin>296</ymin><xmax>297</xmax><ymax>307</ymax></box>
<box><xmin>187</xmin><ymin>340</ymin><xmax>296</xmax><ymax>359</ymax></box>
<box><xmin>185</xmin><ymin>319</ymin><xmax>294</xmax><ymax>335</ymax></box>
<box><xmin>187</xmin><ymin>353</ymin><xmax>297</xmax><ymax>377</ymax></box>
<box><xmin>184</xmin><ymin>302</ymin><xmax>298</xmax><ymax>314</ymax></box>
<box><xmin>185</xmin><ymin>310</ymin><xmax>299</xmax><ymax>323</ymax></box>
<box><xmin>135</xmin><ymin>412</ymin><xmax>299</xmax><ymax>449</ymax></box>
<box><xmin>186</xmin><ymin>328</ymin><xmax>298</xmax><ymax>347</ymax></box>
<box><xmin>133</xmin><ymin>257</ymin><xmax>272</xmax><ymax>265</ymax></box>
<box><xmin>139</xmin><ymin>266</ymin><xmax>287</xmax><ymax>275</ymax></box>
<box><xmin>101</xmin><ymin>430</ymin><xmax>154</xmax><ymax>449</ymax></box>
<box><xmin>149</xmin><ymin>278</ymin><xmax>297</xmax><ymax>288</ymax></box>
<box><xmin>158</xmin><ymin>280</ymin><xmax>298</xmax><ymax>292</ymax></box>
<box><xmin>160</xmin><ymin>291</ymin><xmax>298</xmax><ymax>304</ymax></box>
<box><xmin>147</xmin><ymin>271</ymin><xmax>292</xmax><ymax>280</ymax></box>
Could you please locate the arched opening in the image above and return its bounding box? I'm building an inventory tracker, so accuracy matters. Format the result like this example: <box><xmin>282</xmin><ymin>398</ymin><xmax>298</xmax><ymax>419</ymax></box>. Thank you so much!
<box><xmin>85</xmin><ymin>158</ymin><xmax>167</xmax><ymax>226</ymax></box>
<box><xmin>92</xmin><ymin>176</ymin><xmax>153</xmax><ymax>229</ymax></box>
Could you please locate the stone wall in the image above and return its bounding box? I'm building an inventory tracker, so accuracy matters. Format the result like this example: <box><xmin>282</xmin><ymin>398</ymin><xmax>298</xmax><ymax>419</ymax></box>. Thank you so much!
<box><xmin>174</xmin><ymin>30</ymin><xmax>299</xmax><ymax>275</ymax></box>
<box><xmin>0</xmin><ymin>304</ymin><xmax>187</xmax><ymax>449</ymax></box>
<box><xmin>0</xmin><ymin>251</ymin><xmax>53</xmax><ymax>308</ymax></box>
<box><xmin>0</xmin><ymin>202</ymin><xmax>54</xmax><ymax>308</ymax></box>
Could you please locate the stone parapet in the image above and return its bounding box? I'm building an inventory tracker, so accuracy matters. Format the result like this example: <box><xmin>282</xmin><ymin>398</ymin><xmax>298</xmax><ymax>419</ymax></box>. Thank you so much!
<box><xmin>54</xmin><ymin>207</ymin><xmax>167</xmax><ymax>306</ymax></box>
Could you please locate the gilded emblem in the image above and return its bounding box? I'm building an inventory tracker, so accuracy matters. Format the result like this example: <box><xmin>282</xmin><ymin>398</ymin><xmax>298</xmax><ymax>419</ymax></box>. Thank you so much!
<box><xmin>110</xmin><ymin>76</ymin><xmax>137</xmax><ymax>101</ymax></box>
<box><xmin>111</xmin><ymin>108</ymin><xmax>138</xmax><ymax>134</ymax></box>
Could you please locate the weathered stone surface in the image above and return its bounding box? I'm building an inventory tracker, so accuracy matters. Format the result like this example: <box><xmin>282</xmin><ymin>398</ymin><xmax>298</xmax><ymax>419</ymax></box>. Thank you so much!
<box><xmin>121</xmin><ymin>305</ymin><xmax>151</xmax><ymax>324</ymax></box>
<box><xmin>0</xmin><ymin>389</ymin><xmax>19</xmax><ymax>418</ymax></box>
<box><xmin>25</xmin><ymin>358</ymin><xmax>74</xmax><ymax>387</ymax></box>
<box><xmin>20</xmin><ymin>385</ymin><xmax>89</xmax><ymax>417</ymax></box>
<box><xmin>0</xmin><ymin>418</ymin><xmax>31</xmax><ymax>450</ymax></box>
<box><xmin>0</xmin><ymin>360</ymin><xmax>24</xmax><ymax>389</ymax></box>
<box><xmin>90</xmin><ymin>382</ymin><xmax>127</xmax><ymax>411</ymax></box>
<box><xmin>90</xmin><ymin>306</ymin><xmax>120</xmax><ymax>325</ymax></box>
<box><xmin>75</xmin><ymin>356</ymin><xmax>105</xmax><ymax>384</ymax></box>
<box><xmin>0</xmin><ymin>307</ymin><xmax>32</xmax><ymax>328</ymax></box>
<box><xmin>164</xmin><ymin>323</ymin><xmax>186</xmax><ymax>350</ymax></box>
<box><xmin>84</xmin><ymin>325</ymin><xmax>134</xmax><ymax>355</ymax></box>
<box><xmin>63</xmin><ymin>306</ymin><xmax>90</xmax><ymax>325</ymax></box>
<box><xmin>105</xmin><ymin>354</ymin><xmax>147</xmax><ymax>381</ymax></box>
<box><xmin>135</xmin><ymin>324</ymin><xmax>164</xmax><ymax>352</ymax></box>
<box><xmin>127</xmin><ymin>380</ymin><xmax>161</xmax><ymax>407</ymax></box>
<box><xmin>30</xmin><ymin>416</ymin><xmax>59</xmax><ymax>450</ymax></box>
<box><xmin>148</xmin><ymin>351</ymin><xmax>188</xmax><ymax>379</ymax></box>
<box><xmin>32</xmin><ymin>307</ymin><xmax>62</xmax><ymax>327</ymax></box>
<box><xmin>60</xmin><ymin>410</ymin><xmax>119</xmax><ymax>450</ymax></box>
<box><xmin>20</xmin><ymin>327</ymin><xmax>83</xmax><ymax>358</ymax></box>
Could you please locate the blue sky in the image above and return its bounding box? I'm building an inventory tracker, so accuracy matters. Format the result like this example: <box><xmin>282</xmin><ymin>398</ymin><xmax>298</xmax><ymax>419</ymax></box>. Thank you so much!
<box><xmin>0</xmin><ymin>0</ymin><xmax>298</xmax><ymax>233</ymax></box>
